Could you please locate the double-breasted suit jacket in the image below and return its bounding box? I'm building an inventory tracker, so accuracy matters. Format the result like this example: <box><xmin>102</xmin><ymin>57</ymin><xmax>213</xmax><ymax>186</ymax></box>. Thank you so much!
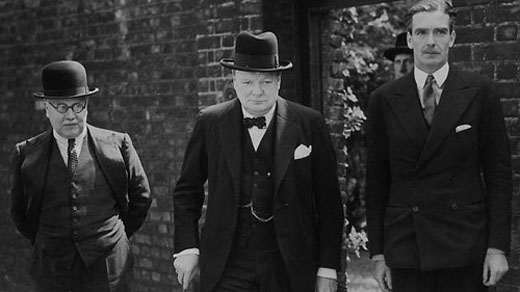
<box><xmin>10</xmin><ymin>124</ymin><xmax>152</xmax><ymax>245</ymax></box>
<box><xmin>173</xmin><ymin>97</ymin><xmax>344</xmax><ymax>292</ymax></box>
<box><xmin>366</xmin><ymin>68</ymin><xmax>511</xmax><ymax>270</ymax></box>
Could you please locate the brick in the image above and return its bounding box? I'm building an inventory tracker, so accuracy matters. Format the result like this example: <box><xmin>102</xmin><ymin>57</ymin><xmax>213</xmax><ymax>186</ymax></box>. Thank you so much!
<box><xmin>450</xmin><ymin>45</ymin><xmax>471</xmax><ymax>62</ymax></box>
<box><xmin>497</xmin><ymin>24</ymin><xmax>518</xmax><ymax>41</ymax></box>
<box><xmin>472</xmin><ymin>8</ymin><xmax>486</xmax><ymax>25</ymax></box>
<box><xmin>485</xmin><ymin>43</ymin><xmax>520</xmax><ymax>61</ymax></box>
<box><xmin>503</xmin><ymin>100</ymin><xmax>520</xmax><ymax>117</ymax></box>
<box><xmin>456</xmin><ymin>26</ymin><xmax>494</xmax><ymax>44</ymax></box>
<box><xmin>197</xmin><ymin>35</ymin><xmax>220</xmax><ymax>49</ymax></box>
<box><xmin>454</xmin><ymin>9</ymin><xmax>471</xmax><ymax>26</ymax></box>
<box><xmin>497</xmin><ymin>63</ymin><xmax>518</xmax><ymax>80</ymax></box>
<box><xmin>506</xmin><ymin>117</ymin><xmax>520</xmax><ymax>136</ymax></box>
<box><xmin>472</xmin><ymin>45</ymin><xmax>486</xmax><ymax>61</ymax></box>
<box><xmin>452</xmin><ymin>0</ymin><xmax>491</xmax><ymax>7</ymax></box>
<box><xmin>488</xmin><ymin>4</ymin><xmax>520</xmax><ymax>23</ymax></box>
<box><xmin>217</xmin><ymin>3</ymin><xmax>236</xmax><ymax>18</ymax></box>
<box><xmin>215</xmin><ymin>19</ymin><xmax>239</xmax><ymax>33</ymax></box>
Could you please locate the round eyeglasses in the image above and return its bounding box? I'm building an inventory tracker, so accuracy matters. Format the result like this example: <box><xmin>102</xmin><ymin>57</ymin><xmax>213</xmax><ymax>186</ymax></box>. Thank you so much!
<box><xmin>48</xmin><ymin>102</ymin><xmax>86</xmax><ymax>114</ymax></box>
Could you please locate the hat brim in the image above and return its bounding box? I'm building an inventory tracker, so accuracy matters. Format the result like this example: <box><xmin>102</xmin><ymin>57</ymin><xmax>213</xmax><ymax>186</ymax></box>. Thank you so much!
<box><xmin>384</xmin><ymin>48</ymin><xmax>413</xmax><ymax>61</ymax></box>
<box><xmin>219</xmin><ymin>59</ymin><xmax>293</xmax><ymax>72</ymax></box>
<box><xmin>33</xmin><ymin>87</ymin><xmax>100</xmax><ymax>99</ymax></box>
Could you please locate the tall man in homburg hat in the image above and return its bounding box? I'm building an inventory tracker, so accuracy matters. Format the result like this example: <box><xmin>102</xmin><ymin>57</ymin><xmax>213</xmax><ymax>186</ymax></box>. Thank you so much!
<box><xmin>172</xmin><ymin>31</ymin><xmax>344</xmax><ymax>292</ymax></box>
<box><xmin>10</xmin><ymin>60</ymin><xmax>152</xmax><ymax>292</ymax></box>
<box><xmin>366</xmin><ymin>1</ymin><xmax>511</xmax><ymax>291</ymax></box>
<box><xmin>384</xmin><ymin>32</ymin><xmax>414</xmax><ymax>80</ymax></box>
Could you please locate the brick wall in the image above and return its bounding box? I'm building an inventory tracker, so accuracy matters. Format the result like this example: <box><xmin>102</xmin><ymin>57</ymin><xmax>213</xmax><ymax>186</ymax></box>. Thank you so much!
<box><xmin>451</xmin><ymin>1</ymin><xmax>520</xmax><ymax>291</ymax></box>
<box><xmin>0</xmin><ymin>0</ymin><xmax>268</xmax><ymax>291</ymax></box>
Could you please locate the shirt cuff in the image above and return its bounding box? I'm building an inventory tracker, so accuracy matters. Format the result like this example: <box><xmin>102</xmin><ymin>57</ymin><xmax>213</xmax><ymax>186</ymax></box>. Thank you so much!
<box><xmin>486</xmin><ymin>248</ymin><xmax>505</xmax><ymax>255</ymax></box>
<box><xmin>371</xmin><ymin>254</ymin><xmax>385</xmax><ymax>262</ymax></box>
<box><xmin>173</xmin><ymin>248</ymin><xmax>200</xmax><ymax>258</ymax></box>
<box><xmin>317</xmin><ymin>267</ymin><xmax>337</xmax><ymax>280</ymax></box>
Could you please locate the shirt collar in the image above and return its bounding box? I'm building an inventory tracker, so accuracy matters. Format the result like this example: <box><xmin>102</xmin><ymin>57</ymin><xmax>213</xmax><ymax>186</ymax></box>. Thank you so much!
<box><xmin>414</xmin><ymin>62</ymin><xmax>449</xmax><ymax>89</ymax></box>
<box><xmin>241</xmin><ymin>103</ymin><xmax>277</xmax><ymax>127</ymax></box>
<box><xmin>53</xmin><ymin>126</ymin><xmax>87</xmax><ymax>146</ymax></box>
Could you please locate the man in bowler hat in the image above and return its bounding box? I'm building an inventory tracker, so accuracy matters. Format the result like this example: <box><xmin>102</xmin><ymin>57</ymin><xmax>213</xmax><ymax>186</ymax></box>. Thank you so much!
<box><xmin>172</xmin><ymin>31</ymin><xmax>344</xmax><ymax>292</ymax></box>
<box><xmin>10</xmin><ymin>60</ymin><xmax>152</xmax><ymax>292</ymax></box>
<box><xmin>366</xmin><ymin>1</ymin><xmax>511</xmax><ymax>291</ymax></box>
<box><xmin>384</xmin><ymin>32</ymin><xmax>414</xmax><ymax>80</ymax></box>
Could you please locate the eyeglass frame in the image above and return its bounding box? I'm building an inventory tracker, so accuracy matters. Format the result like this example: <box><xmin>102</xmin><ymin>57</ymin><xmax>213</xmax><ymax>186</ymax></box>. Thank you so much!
<box><xmin>47</xmin><ymin>101</ymin><xmax>87</xmax><ymax>114</ymax></box>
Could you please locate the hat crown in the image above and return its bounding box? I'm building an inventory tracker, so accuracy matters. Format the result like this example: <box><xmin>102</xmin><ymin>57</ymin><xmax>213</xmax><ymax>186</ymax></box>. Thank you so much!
<box><xmin>395</xmin><ymin>32</ymin><xmax>409</xmax><ymax>48</ymax></box>
<box><xmin>42</xmin><ymin>61</ymin><xmax>87</xmax><ymax>91</ymax></box>
<box><xmin>219</xmin><ymin>31</ymin><xmax>292</xmax><ymax>72</ymax></box>
<box><xmin>34</xmin><ymin>60</ymin><xmax>99</xmax><ymax>99</ymax></box>
<box><xmin>235</xmin><ymin>31</ymin><xmax>278</xmax><ymax>56</ymax></box>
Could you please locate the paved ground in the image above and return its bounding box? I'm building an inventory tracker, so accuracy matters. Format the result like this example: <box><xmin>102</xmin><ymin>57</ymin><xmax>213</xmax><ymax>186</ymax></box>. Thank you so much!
<box><xmin>347</xmin><ymin>250</ymin><xmax>380</xmax><ymax>292</ymax></box>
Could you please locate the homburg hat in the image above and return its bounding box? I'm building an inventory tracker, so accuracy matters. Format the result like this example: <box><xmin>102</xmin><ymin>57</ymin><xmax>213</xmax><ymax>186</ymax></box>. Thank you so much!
<box><xmin>384</xmin><ymin>32</ymin><xmax>413</xmax><ymax>61</ymax></box>
<box><xmin>220</xmin><ymin>31</ymin><xmax>293</xmax><ymax>72</ymax></box>
<box><xmin>33</xmin><ymin>60</ymin><xmax>99</xmax><ymax>99</ymax></box>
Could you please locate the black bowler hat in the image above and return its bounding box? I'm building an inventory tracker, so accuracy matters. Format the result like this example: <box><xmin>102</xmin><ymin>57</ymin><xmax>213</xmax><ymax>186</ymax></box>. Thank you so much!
<box><xmin>384</xmin><ymin>32</ymin><xmax>413</xmax><ymax>61</ymax></box>
<box><xmin>33</xmin><ymin>60</ymin><xmax>99</xmax><ymax>99</ymax></box>
<box><xmin>220</xmin><ymin>31</ymin><xmax>293</xmax><ymax>72</ymax></box>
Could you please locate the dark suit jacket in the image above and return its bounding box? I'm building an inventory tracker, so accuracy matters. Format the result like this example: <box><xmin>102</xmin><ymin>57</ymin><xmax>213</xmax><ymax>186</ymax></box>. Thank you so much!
<box><xmin>173</xmin><ymin>97</ymin><xmax>343</xmax><ymax>292</ymax></box>
<box><xmin>10</xmin><ymin>124</ymin><xmax>152</xmax><ymax>244</ymax></box>
<box><xmin>366</xmin><ymin>68</ymin><xmax>512</xmax><ymax>270</ymax></box>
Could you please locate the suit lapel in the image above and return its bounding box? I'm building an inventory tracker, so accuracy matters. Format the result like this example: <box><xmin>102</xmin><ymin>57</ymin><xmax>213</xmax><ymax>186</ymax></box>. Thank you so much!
<box><xmin>386</xmin><ymin>74</ymin><xmax>429</xmax><ymax>147</ymax></box>
<box><xmin>218</xmin><ymin>100</ymin><xmax>243</xmax><ymax>202</ymax></box>
<box><xmin>88</xmin><ymin>125</ymin><xmax>127</xmax><ymax>196</ymax></box>
<box><xmin>274</xmin><ymin>98</ymin><xmax>299</xmax><ymax>197</ymax></box>
<box><xmin>23</xmin><ymin>130</ymin><xmax>53</xmax><ymax>210</ymax></box>
<box><xmin>416</xmin><ymin>69</ymin><xmax>478</xmax><ymax>169</ymax></box>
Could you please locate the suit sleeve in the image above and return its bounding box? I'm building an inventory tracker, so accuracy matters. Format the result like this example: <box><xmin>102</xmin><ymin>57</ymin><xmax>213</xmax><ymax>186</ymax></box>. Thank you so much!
<box><xmin>172</xmin><ymin>112</ymin><xmax>207</xmax><ymax>253</ymax></box>
<box><xmin>311</xmin><ymin>115</ymin><xmax>344</xmax><ymax>270</ymax></box>
<box><xmin>478</xmin><ymin>82</ymin><xmax>512</xmax><ymax>253</ymax></box>
<box><xmin>10</xmin><ymin>142</ymin><xmax>36</xmax><ymax>244</ymax></box>
<box><xmin>365</xmin><ymin>91</ymin><xmax>391</xmax><ymax>257</ymax></box>
<box><xmin>120</xmin><ymin>134</ymin><xmax>152</xmax><ymax>237</ymax></box>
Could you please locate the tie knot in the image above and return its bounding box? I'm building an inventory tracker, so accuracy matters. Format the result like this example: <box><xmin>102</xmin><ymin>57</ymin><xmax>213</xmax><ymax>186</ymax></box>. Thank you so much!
<box><xmin>244</xmin><ymin>116</ymin><xmax>266</xmax><ymax>129</ymax></box>
<box><xmin>425</xmin><ymin>74</ymin><xmax>435</xmax><ymax>88</ymax></box>
<box><xmin>68</xmin><ymin>139</ymin><xmax>75</xmax><ymax>149</ymax></box>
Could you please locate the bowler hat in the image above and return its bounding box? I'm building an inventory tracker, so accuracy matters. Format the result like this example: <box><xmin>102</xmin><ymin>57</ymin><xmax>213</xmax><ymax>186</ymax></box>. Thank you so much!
<box><xmin>384</xmin><ymin>32</ymin><xmax>413</xmax><ymax>61</ymax></box>
<box><xmin>33</xmin><ymin>60</ymin><xmax>99</xmax><ymax>99</ymax></box>
<box><xmin>220</xmin><ymin>31</ymin><xmax>293</xmax><ymax>72</ymax></box>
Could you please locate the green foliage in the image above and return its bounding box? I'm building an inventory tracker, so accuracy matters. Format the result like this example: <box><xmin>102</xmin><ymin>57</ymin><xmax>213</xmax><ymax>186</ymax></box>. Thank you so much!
<box><xmin>327</xmin><ymin>2</ymin><xmax>409</xmax><ymax>259</ymax></box>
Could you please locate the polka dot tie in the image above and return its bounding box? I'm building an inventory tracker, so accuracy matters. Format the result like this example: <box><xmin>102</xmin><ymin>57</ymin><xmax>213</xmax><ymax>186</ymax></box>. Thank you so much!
<box><xmin>68</xmin><ymin>139</ymin><xmax>78</xmax><ymax>174</ymax></box>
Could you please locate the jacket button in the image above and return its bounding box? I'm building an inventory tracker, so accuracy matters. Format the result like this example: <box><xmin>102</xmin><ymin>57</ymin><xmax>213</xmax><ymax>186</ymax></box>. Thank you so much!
<box><xmin>451</xmin><ymin>203</ymin><xmax>459</xmax><ymax>210</ymax></box>
<box><xmin>412</xmin><ymin>206</ymin><xmax>419</xmax><ymax>213</ymax></box>
<box><xmin>72</xmin><ymin>206</ymin><xmax>78</xmax><ymax>211</ymax></box>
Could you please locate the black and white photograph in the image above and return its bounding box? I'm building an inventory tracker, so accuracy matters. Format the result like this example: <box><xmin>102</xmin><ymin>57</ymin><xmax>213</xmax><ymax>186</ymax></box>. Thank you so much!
<box><xmin>1</xmin><ymin>0</ymin><xmax>519</xmax><ymax>291</ymax></box>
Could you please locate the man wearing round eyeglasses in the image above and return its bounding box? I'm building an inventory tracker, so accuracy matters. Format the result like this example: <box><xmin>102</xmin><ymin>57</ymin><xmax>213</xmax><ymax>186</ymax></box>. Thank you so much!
<box><xmin>10</xmin><ymin>60</ymin><xmax>152</xmax><ymax>292</ymax></box>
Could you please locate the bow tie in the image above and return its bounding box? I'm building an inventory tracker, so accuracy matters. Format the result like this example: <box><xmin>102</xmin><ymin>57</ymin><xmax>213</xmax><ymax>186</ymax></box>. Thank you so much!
<box><xmin>244</xmin><ymin>116</ymin><xmax>266</xmax><ymax>129</ymax></box>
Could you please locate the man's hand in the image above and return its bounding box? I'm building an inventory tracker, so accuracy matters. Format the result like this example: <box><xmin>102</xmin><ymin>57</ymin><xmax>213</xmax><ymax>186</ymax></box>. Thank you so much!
<box><xmin>483</xmin><ymin>253</ymin><xmax>508</xmax><ymax>286</ymax></box>
<box><xmin>315</xmin><ymin>276</ymin><xmax>337</xmax><ymax>292</ymax></box>
<box><xmin>173</xmin><ymin>254</ymin><xmax>200</xmax><ymax>290</ymax></box>
<box><xmin>374</xmin><ymin>260</ymin><xmax>392</xmax><ymax>292</ymax></box>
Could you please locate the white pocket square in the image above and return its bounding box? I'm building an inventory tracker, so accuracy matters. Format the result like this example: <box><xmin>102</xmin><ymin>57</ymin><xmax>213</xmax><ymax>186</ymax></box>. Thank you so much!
<box><xmin>455</xmin><ymin>124</ymin><xmax>472</xmax><ymax>133</ymax></box>
<box><xmin>294</xmin><ymin>144</ymin><xmax>312</xmax><ymax>160</ymax></box>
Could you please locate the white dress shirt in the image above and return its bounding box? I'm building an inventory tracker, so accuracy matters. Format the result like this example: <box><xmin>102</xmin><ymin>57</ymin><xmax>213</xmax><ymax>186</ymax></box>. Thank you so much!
<box><xmin>414</xmin><ymin>62</ymin><xmax>449</xmax><ymax>108</ymax></box>
<box><xmin>53</xmin><ymin>127</ymin><xmax>87</xmax><ymax>165</ymax></box>
<box><xmin>241</xmin><ymin>104</ymin><xmax>276</xmax><ymax>151</ymax></box>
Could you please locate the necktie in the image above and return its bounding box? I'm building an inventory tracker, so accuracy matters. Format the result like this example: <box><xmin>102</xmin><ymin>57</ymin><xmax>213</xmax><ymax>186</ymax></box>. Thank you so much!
<box><xmin>244</xmin><ymin>116</ymin><xmax>266</xmax><ymax>129</ymax></box>
<box><xmin>423</xmin><ymin>74</ymin><xmax>436</xmax><ymax>126</ymax></box>
<box><xmin>68</xmin><ymin>139</ymin><xmax>78</xmax><ymax>174</ymax></box>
